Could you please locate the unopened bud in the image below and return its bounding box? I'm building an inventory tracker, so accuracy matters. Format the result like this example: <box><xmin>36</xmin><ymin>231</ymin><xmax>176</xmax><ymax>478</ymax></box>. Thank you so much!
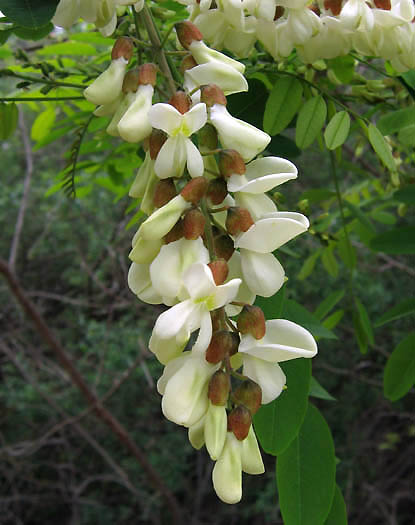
<box><xmin>164</xmin><ymin>219</ymin><xmax>184</xmax><ymax>243</ymax></box>
<box><xmin>175</xmin><ymin>21</ymin><xmax>203</xmax><ymax>50</ymax></box>
<box><xmin>309</xmin><ymin>3</ymin><xmax>321</xmax><ymax>15</ymax></box>
<box><xmin>228</xmin><ymin>405</ymin><xmax>251</xmax><ymax>440</ymax></box>
<box><xmin>210</xmin><ymin>310</ymin><xmax>222</xmax><ymax>332</ymax></box>
<box><xmin>180</xmin><ymin>54</ymin><xmax>197</xmax><ymax>73</ymax></box>
<box><xmin>214</xmin><ymin>234</ymin><xmax>234</xmax><ymax>261</ymax></box>
<box><xmin>373</xmin><ymin>0</ymin><xmax>391</xmax><ymax>8</ymax></box>
<box><xmin>149</xmin><ymin>129</ymin><xmax>168</xmax><ymax>160</ymax></box>
<box><xmin>274</xmin><ymin>6</ymin><xmax>285</xmax><ymax>20</ymax></box>
<box><xmin>181</xmin><ymin>177</ymin><xmax>208</xmax><ymax>204</ymax></box>
<box><xmin>208</xmin><ymin>370</ymin><xmax>230</xmax><ymax>405</ymax></box>
<box><xmin>153</xmin><ymin>179</ymin><xmax>177</xmax><ymax>208</ymax></box>
<box><xmin>323</xmin><ymin>0</ymin><xmax>342</xmax><ymax>15</ymax></box>
<box><xmin>183</xmin><ymin>208</ymin><xmax>205</xmax><ymax>239</ymax></box>
<box><xmin>233</xmin><ymin>380</ymin><xmax>262</xmax><ymax>415</ymax></box>
<box><xmin>111</xmin><ymin>37</ymin><xmax>134</xmax><ymax>61</ymax></box>
<box><xmin>138</xmin><ymin>63</ymin><xmax>157</xmax><ymax>86</ymax></box>
<box><xmin>169</xmin><ymin>91</ymin><xmax>191</xmax><ymax>114</ymax></box>
<box><xmin>122</xmin><ymin>69</ymin><xmax>140</xmax><ymax>93</ymax></box>
<box><xmin>237</xmin><ymin>305</ymin><xmax>266</xmax><ymax>340</ymax></box>
<box><xmin>206</xmin><ymin>330</ymin><xmax>239</xmax><ymax>364</ymax></box>
<box><xmin>207</xmin><ymin>178</ymin><xmax>227</xmax><ymax>205</ymax></box>
<box><xmin>218</xmin><ymin>149</ymin><xmax>246</xmax><ymax>177</ymax></box>
<box><xmin>208</xmin><ymin>259</ymin><xmax>229</xmax><ymax>285</ymax></box>
<box><xmin>226</xmin><ymin>207</ymin><xmax>254</xmax><ymax>236</ymax></box>
<box><xmin>200</xmin><ymin>84</ymin><xmax>227</xmax><ymax>107</ymax></box>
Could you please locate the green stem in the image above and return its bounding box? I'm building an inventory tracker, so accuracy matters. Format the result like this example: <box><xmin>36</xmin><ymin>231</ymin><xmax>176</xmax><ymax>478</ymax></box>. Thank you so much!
<box><xmin>200</xmin><ymin>197</ymin><xmax>216</xmax><ymax>261</ymax></box>
<box><xmin>1</xmin><ymin>70</ymin><xmax>85</xmax><ymax>89</ymax></box>
<box><xmin>0</xmin><ymin>96</ymin><xmax>85</xmax><ymax>102</ymax></box>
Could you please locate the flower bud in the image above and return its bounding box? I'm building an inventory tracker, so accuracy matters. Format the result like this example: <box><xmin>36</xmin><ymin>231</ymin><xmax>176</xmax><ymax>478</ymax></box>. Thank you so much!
<box><xmin>169</xmin><ymin>90</ymin><xmax>192</xmax><ymax>114</ymax></box>
<box><xmin>218</xmin><ymin>149</ymin><xmax>246</xmax><ymax>178</ymax></box>
<box><xmin>210</xmin><ymin>309</ymin><xmax>222</xmax><ymax>332</ymax></box>
<box><xmin>323</xmin><ymin>0</ymin><xmax>342</xmax><ymax>15</ymax></box>
<box><xmin>214</xmin><ymin>234</ymin><xmax>234</xmax><ymax>261</ymax></box>
<box><xmin>163</xmin><ymin>219</ymin><xmax>184</xmax><ymax>244</ymax></box>
<box><xmin>233</xmin><ymin>380</ymin><xmax>262</xmax><ymax>416</ymax></box>
<box><xmin>373</xmin><ymin>0</ymin><xmax>391</xmax><ymax>9</ymax></box>
<box><xmin>180</xmin><ymin>54</ymin><xmax>198</xmax><ymax>74</ymax></box>
<box><xmin>208</xmin><ymin>370</ymin><xmax>231</xmax><ymax>405</ymax></box>
<box><xmin>181</xmin><ymin>177</ymin><xmax>208</xmax><ymax>204</ymax></box>
<box><xmin>208</xmin><ymin>259</ymin><xmax>229</xmax><ymax>285</ymax></box>
<box><xmin>309</xmin><ymin>2</ymin><xmax>321</xmax><ymax>15</ymax></box>
<box><xmin>237</xmin><ymin>305</ymin><xmax>266</xmax><ymax>340</ymax></box>
<box><xmin>206</xmin><ymin>330</ymin><xmax>239</xmax><ymax>364</ymax></box>
<box><xmin>198</xmin><ymin>123</ymin><xmax>218</xmax><ymax>151</ymax></box>
<box><xmin>226</xmin><ymin>207</ymin><xmax>254</xmax><ymax>236</ymax></box>
<box><xmin>175</xmin><ymin>21</ymin><xmax>203</xmax><ymax>50</ymax></box>
<box><xmin>153</xmin><ymin>179</ymin><xmax>177</xmax><ymax>208</ymax></box>
<box><xmin>138</xmin><ymin>63</ymin><xmax>157</xmax><ymax>86</ymax></box>
<box><xmin>207</xmin><ymin>178</ymin><xmax>227</xmax><ymax>205</ymax></box>
<box><xmin>122</xmin><ymin>69</ymin><xmax>140</xmax><ymax>94</ymax></box>
<box><xmin>111</xmin><ymin>37</ymin><xmax>134</xmax><ymax>61</ymax></box>
<box><xmin>200</xmin><ymin>84</ymin><xmax>227</xmax><ymax>107</ymax></box>
<box><xmin>149</xmin><ymin>129</ymin><xmax>168</xmax><ymax>160</ymax></box>
<box><xmin>274</xmin><ymin>6</ymin><xmax>285</xmax><ymax>20</ymax></box>
<box><xmin>228</xmin><ymin>405</ymin><xmax>251</xmax><ymax>441</ymax></box>
<box><xmin>183</xmin><ymin>208</ymin><xmax>206</xmax><ymax>239</ymax></box>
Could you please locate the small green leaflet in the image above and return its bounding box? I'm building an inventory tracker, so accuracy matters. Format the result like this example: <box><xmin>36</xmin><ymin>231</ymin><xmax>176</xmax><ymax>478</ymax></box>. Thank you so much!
<box><xmin>324</xmin><ymin>111</ymin><xmax>351</xmax><ymax>150</ymax></box>
<box><xmin>314</xmin><ymin>289</ymin><xmax>345</xmax><ymax>321</ymax></box>
<box><xmin>31</xmin><ymin>107</ymin><xmax>56</xmax><ymax>142</ymax></box>
<box><xmin>0</xmin><ymin>0</ymin><xmax>58</xmax><ymax>29</ymax></box>
<box><xmin>375</xmin><ymin>298</ymin><xmax>415</xmax><ymax>327</ymax></box>
<box><xmin>355</xmin><ymin>298</ymin><xmax>374</xmax><ymax>346</ymax></box>
<box><xmin>296</xmin><ymin>96</ymin><xmax>327</xmax><ymax>149</ymax></box>
<box><xmin>368</xmin><ymin>123</ymin><xmax>396</xmax><ymax>172</ymax></box>
<box><xmin>0</xmin><ymin>102</ymin><xmax>18</xmax><ymax>140</ymax></box>
<box><xmin>37</xmin><ymin>42</ymin><xmax>97</xmax><ymax>56</ymax></box>
<box><xmin>309</xmin><ymin>377</ymin><xmax>336</xmax><ymax>401</ymax></box>
<box><xmin>377</xmin><ymin>106</ymin><xmax>415</xmax><ymax>136</ymax></box>
<box><xmin>384</xmin><ymin>333</ymin><xmax>415</xmax><ymax>401</ymax></box>
<box><xmin>370</xmin><ymin>226</ymin><xmax>415</xmax><ymax>254</ymax></box>
<box><xmin>263</xmin><ymin>76</ymin><xmax>303</xmax><ymax>136</ymax></box>
<box><xmin>254</xmin><ymin>359</ymin><xmax>311</xmax><ymax>456</ymax></box>
<box><xmin>283</xmin><ymin>300</ymin><xmax>337</xmax><ymax>340</ymax></box>
<box><xmin>276</xmin><ymin>403</ymin><xmax>336</xmax><ymax>525</ymax></box>
<box><xmin>255</xmin><ymin>285</ymin><xmax>286</xmax><ymax>320</ymax></box>
<box><xmin>325</xmin><ymin>485</ymin><xmax>348</xmax><ymax>525</ymax></box>
<box><xmin>297</xmin><ymin>249</ymin><xmax>323</xmax><ymax>281</ymax></box>
<box><xmin>394</xmin><ymin>186</ymin><xmax>415</xmax><ymax>205</ymax></box>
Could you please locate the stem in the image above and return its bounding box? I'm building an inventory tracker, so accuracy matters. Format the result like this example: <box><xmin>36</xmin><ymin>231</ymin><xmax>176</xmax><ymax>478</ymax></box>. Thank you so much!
<box><xmin>1</xmin><ymin>70</ymin><xmax>85</xmax><ymax>89</ymax></box>
<box><xmin>0</xmin><ymin>96</ymin><xmax>85</xmax><ymax>102</ymax></box>
<box><xmin>200</xmin><ymin>197</ymin><xmax>216</xmax><ymax>261</ymax></box>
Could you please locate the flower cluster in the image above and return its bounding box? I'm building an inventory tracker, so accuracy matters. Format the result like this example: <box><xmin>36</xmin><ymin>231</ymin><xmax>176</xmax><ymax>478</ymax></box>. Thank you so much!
<box><xmin>82</xmin><ymin>23</ymin><xmax>318</xmax><ymax>503</ymax></box>
<box><xmin>181</xmin><ymin>0</ymin><xmax>415</xmax><ymax>70</ymax></box>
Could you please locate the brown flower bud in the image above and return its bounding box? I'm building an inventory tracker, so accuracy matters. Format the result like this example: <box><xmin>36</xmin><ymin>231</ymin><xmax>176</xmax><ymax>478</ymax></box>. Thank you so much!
<box><xmin>237</xmin><ymin>305</ymin><xmax>266</xmax><ymax>340</ymax></box>
<box><xmin>153</xmin><ymin>179</ymin><xmax>177</xmax><ymax>208</ymax></box>
<box><xmin>218</xmin><ymin>149</ymin><xmax>246</xmax><ymax>177</ymax></box>
<box><xmin>181</xmin><ymin>177</ymin><xmax>208</xmax><ymax>204</ymax></box>
<box><xmin>200</xmin><ymin>84</ymin><xmax>227</xmax><ymax>107</ymax></box>
<box><xmin>169</xmin><ymin>91</ymin><xmax>191</xmax><ymax>114</ymax></box>
<box><xmin>164</xmin><ymin>219</ymin><xmax>184</xmax><ymax>243</ymax></box>
<box><xmin>233</xmin><ymin>380</ymin><xmax>262</xmax><ymax>415</ymax></box>
<box><xmin>149</xmin><ymin>129</ymin><xmax>168</xmax><ymax>160</ymax></box>
<box><xmin>274</xmin><ymin>6</ymin><xmax>285</xmax><ymax>20</ymax></box>
<box><xmin>207</xmin><ymin>178</ymin><xmax>227</xmax><ymax>205</ymax></box>
<box><xmin>210</xmin><ymin>309</ymin><xmax>222</xmax><ymax>332</ymax></box>
<box><xmin>214</xmin><ymin>234</ymin><xmax>234</xmax><ymax>261</ymax></box>
<box><xmin>183</xmin><ymin>208</ymin><xmax>205</xmax><ymax>239</ymax></box>
<box><xmin>206</xmin><ymin>330</ymin><xmax>239</xmax><ymax>364</ymax></box>
<box><xmin>323</xmin><ymin>0</ymin><xmax>343</xmax><ymax>15</ymax></box>
<box><xmin>228</xmin><ymin>405</ymin><xmax>251</xmax><ymax>440</ymax></box>
<box><xmin>180</xmin><ymin>54</ymin><xmax>198</xmax><ymax>73</ymax></box>
<box><xmin>175</xmin><ymin>21</ymin><xmax>203</xmax><ymax>49</ymax></box>
<box><xmin>226</xmin><ymin>207</ymin><xmax>254</xmax><ymax>236</ymax></box>
<box><xmin>111</xmin><ymin>37</ymin><xmax>134</xmax><ymax>61</ymax></box>
<box><xmin>198</xmin><ymin>123</ymin><xmax>218</xmax><ymax>151</ymax></box>
<box><xmin>309</xmin><ymin>2</ymin><xmax>321</xmax><ymax>15</ymax></box>
<box><xmin>373</xmin><ymin>0</ymin><xmax>391</xmax><ymax>9</ymax></box>
<box><xmin>208</xmin><ymin>259</ymin><xmax>229</xmax><ymax>285</ymax></box>
<box><xmin>122</xmin><ymin>68</ymin><xmax>140</xmax><ymax>93</ymax></box>
<box><xmin>138</xmin><ymin>63</ymin><xmax>157</xmax><ymax>86</ymax></box>
<box><xmin>208</xmin><ymin>370</ymin><xmax>230</xmax><ymax>406</ymax></box>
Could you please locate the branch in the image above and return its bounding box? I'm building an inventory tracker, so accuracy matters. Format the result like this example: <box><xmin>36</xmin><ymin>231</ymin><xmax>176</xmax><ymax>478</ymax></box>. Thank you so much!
<box><xmin>0</xmin><ymin>259</ymin><xmax>184</xmax><ymax>523</ymax></box>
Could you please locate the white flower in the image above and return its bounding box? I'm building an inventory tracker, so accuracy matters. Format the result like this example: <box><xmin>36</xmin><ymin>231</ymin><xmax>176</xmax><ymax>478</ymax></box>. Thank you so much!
<box><xmin>238</xmin><ymin>319</ymin><xmax>317</xmax><ymax>403</ymax></box>
<box><xmin>148</xmin><ymin>102</ymin><xmax>207</xmax><ymax>179</ymax></box>
<box><xmin>129</xmin><ymin>151</ymin><xmax>154</xmax><ymax>199</ymax></box>
<box><xmin>225</xmin><ymin>251</ymin><xmax>256</xmax><ymax>316</ymax></box>
<box><xmin>184</xmin><ymin>62</ymin><xmax>248</xmax><ymax>97</ymax></box>
<box><xmin>138</xmin><ymin>195</ymin><xmax>191</xmax><ymax>240</ymax></box>
<box><xmin>149</xmin><ymin>262</ymin><xmax>241</xmax><ymax>363</ymax></box>
<box><xmin>188</xmin><ymin>39</ymin><xmax>246</xmax><ymax>74</ymax></box>
<box><xmin>209</xmin><ymin>103</ymin><xmax>271</xmax><ymax>162</ymax></box>
<box><xmin>340</xmin><ymin>0</ymin><xmax>375</xmax><ymax>31</ymax></box>
<box><xmin>83</xmin><ymin>57</ymin><xmax>127</xmax><ymax>106</ymax></box>
<box><xmin>117</xmin><ymin>84</ymin><xmax>154</xmax><ymax>143</ymax></box>
<box><xmin>127</xmin><ymin>262</ymin><xmax>163</xmax><ymax>305</ymax></box>
<box><xmin>204</xmin><ymin>402</ymin><xmax>228</xmax><ymax>460</ymax></box>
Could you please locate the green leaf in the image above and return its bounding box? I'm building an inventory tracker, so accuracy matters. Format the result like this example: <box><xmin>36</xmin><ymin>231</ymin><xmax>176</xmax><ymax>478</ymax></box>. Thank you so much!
<box><xmin>0</xmin><ymin>0</ymin><xmax>58</xmax><ymax>28</ymax></box>
<box><xmin>254</xmin><ymin>359</ymin><xmax>311</xmax><ymax>456</ymax></box>
<box><xmin>370</xmin><ymin>208</ymin><xmax>396</xmax><ymax>225</ymax></box>
<box><xmin>297</xmin><ymin>249</ymin><xmax>322</xmax><ymax>281</ymax></box>
<box><xmin>353</xmin><ymin>310</ymin><xmax>368</xmax><ymax>354</ymax></box>
<box><xmin>299</xmin><ymin>189</ymin><xmax>336</xmax><ymax>204</ymax></box>
<box><xmin>337</xmin><ymin>235</ymin><xmax>357</xmax><ymax>270</ymax></box>
<box><xmin>384</xmin><ymin>333</ymin><xmax>415</xmax><ymax>401</ymax></box>
<box><xmin>309</xmin><ymin>377</ymin><xmax>336</xmax><ymax>401</ymax></box>
<box><xmin>0</xmin><ymin>102</ymin><xmax>18</xmax><ymax>140</ymax></box>
<box><xmin>328</xmin><ymin>55</ymin><xmax>355</xmax><ymax>83</ymax></box>
<box><xmin>283</xmin><ymin>300</ymin><xmax>337</xmax><ymax>340</ymax></box>
<box><xmin>31</xmin><ymin>107</ymin><xmax>56</xmax><ymax>142</ymax></box>
<box><xmin>12</xmin><ymin>22</ymin><xmax>53</xmax><ymax>40</ymax></box>
<box><xmin>343</xmin><ymin>200</ymin><xmax>376</xmax><ymax>234</ymax></box>
<box><xmin>255</xmin><ymin>285</ymin><xmax>286</xmax><ymax>320</ymax></box>
<box><xmin>370</xmin><ymin>226</ymin><xmax>415</xmax><ymax>254</ymax></box>
<box><xmin>393</xmin><ymin>186</ymin><xmax>415</xmax><ymax>205</ymax></box>
<box><xmin>325</xmin><ymin>485</ymin><xmax>348</xmax><ymax>525</ymax></box>
<box><xmin>37</xmin><ymin>42</ymin><xmax>97</xmax><ymax>56</ymax></box>
<box><xmin>321</xmin><ymin>245</ymin><xmax>338</xmax><ymax>278</ymax></box>
<box><xmin>368</xmin><ymin>123</ymin><xmax>396</xmax><ymax>172</ymax></box>
<box><xmin>263</xmin><ymin>76</ymin><xmax>303</xmax><ymax>136</ymax></box>
<box><xmin>322</xmin><ymin>309</ymin><xmax>344</xmax><ymax>331</ymax></box>
<box><xmin>324</xmin><ymin>111</ymin><xmax>350</xmax><ymax>150</ymax></box>
<box><xmin>277</xmin><ymin>403</ymin><xmax>336</xmax><ymax>525</ymax></box>
<box><xmin>375</xmin><ymin>298</ymin><xmax>415</xmax><ymax>327</ymax></box>
<box><xmin>315</xmin><ymin>289</ymin><xmax>345</xmax><ymax>321</ymax></box>
<box><xmin>377</xmin><ymin>106</ymin><xmax>415</xmax><ymax>136</ymax></box>
<box><xmin>296</xmin><ymin>96</ymin><xmax>327</xmax><ymax>149</ymax></box>
<box><xmin>355</xmin><ymin>298</ymin><xmax>374</xmax><ymax>346</ymax></box>
<box><xmin>227</xmin><ymin>78</ymin><xmax>267</xmax><ymax>129</ymax></box>
<box><xmin>397</xmin><ymin>124</ymin><xmax>415</xmax><ymax>146</ymax></box>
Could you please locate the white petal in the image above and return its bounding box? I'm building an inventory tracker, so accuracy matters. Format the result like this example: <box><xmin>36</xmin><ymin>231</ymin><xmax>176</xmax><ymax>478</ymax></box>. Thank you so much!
<box><xmin>152</xmin><ymin>299</ymin><xmax>198</xmax><ymax>341</ymax></box>
<box><xmin>242</xmin><ymin>355</ymin><xmax>286</xmax><ymax>404</ymax></box>
<box><xmin>157</xmin><ymin>353</ymin><xmax>190</xmax><ymax>395</ymax></box>
<box><xmin>192</xmin><ymin>309</ymin><xmax>213</xmax><ymax>354</ymax></box>
<box><xmin>53</xmin><ymin>0</ymin><xmax>80</xmax><ymax>28</ymax></box>
<box><xmin>127</xmin><ymin>263</ymin><xmax>163</xmax><ymax>304</ymax></box>
<box><xmin>154</xmin><ymin>135</ymin><xmax>187</xmax><ymax>179</ymax></box>
<box><xmin>240</xmin><ymin>250</ymin><xmax>285</xmax><ymax>297</ymax></box>
<box><xmin>129</xmin><ymin>151</ymin><xmax>154</xmax><ymax>198</ymax></box>
<box><xmin>189</xmin><ymin>40</ymin><xmax>245</xmax><ymax>73</ymax></box>
<box><xmin>117</xmin><ymin>84</ymin><xmax>154</xmax><ymax>143</ymax></box>
<box><xmin>212</xmin><ymin>432</ymin><xmax>242</xmax><ymax>504</ymax></box>
<box><xmin>234</xmin><ymin>192</ymin><xmax>277</xmax><ymax>221</ymax></box>
<box><xmin>183</xmin><ymin>263</ymin><xmax>216</xmax><ymax>301</ymax></box>
<box><xmin>138</xmin><ymin>194</ymin><xmax>189</xmax><ymax>240</ymax></box>
<box><xmin>188</xmin><ymin>415</ymin><xmax>206</xmax><ymax>450</ymax></box>
<box><xmin>229</xmin><ymin>156</ymin><xmax>297</xmax><ymax>193</ymax></box>
<box><xmin>241</xmin><ymin>426</ymin><xmax>264</xmax><ymax>475</ymax></box>
<box><xmin>225</xmin><ymin>251</ymin><xmax>255</xmax><ymax>316</ymax></box>
<box><xmin>184</xmin><ymin>63</ymin><xmax>248</xmax><ymax>96</ymax></box>
<box><xmin>148</xmin><ymin>103</ymin><xmax>183</xmax><ymax>134</ymax></box>
<box><xmin>185</xmin><ymin>138</ymin><xmax>205</xmax><ymax>178</ymax></box>
<box><xmin>205</xmin><ymin>403</ymin><xmax>227</xmax><ymax>460</ymax></box>
<box><xmin>183</xmin><ymin>103</ymin><xmax>208</xmax><ymax>135</ymax></box>
<box><xmin>210</xmin><ymin>278</ymin><xmax>242</xmax><ymax>310</ymax></box>
<box><xmin>84</xmin><ymin>57</ymin><xmax>127</xmax><ymax>106</ymax></box>
<box><xmin>129</xmin><ymin>237</ymin><xmax>162</xmax><ymax>264</ymax></box>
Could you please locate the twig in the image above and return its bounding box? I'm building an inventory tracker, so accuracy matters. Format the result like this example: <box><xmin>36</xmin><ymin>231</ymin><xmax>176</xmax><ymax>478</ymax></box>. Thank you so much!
<box><xmin>0</xmin><ymin>259</ymin><xmax>184</xmax><ymax>523</ymax></box>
